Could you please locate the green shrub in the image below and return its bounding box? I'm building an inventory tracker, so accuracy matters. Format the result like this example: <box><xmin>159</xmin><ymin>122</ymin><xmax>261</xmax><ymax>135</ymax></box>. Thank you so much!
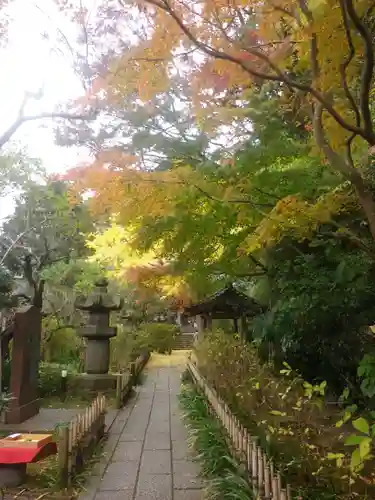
<box><xmin>194</xmin><ymin>330</ymin><xmax>375</xmax><ymax>499</ymax></box>
<box><xmin>38</xmin><ymin>362</ymin><xmax>77</xmax><ymax>397</ymax></box>
<box><xmin>110</xmin><ymin>325</ymin><xmax>139</xmax><ymax>371</ymax></box>
<box><xmin>138</xmin><ymin>322</ymin><xmax>178</xmax><ymax>354</ymax></box>
<box><xmin>358</xmin><ymin>353</ymin><xmax>375</xmax><ymax>399</ymax></box>
<box><xmin>42</xmin><ymin>318</ymin><xmax>82</xmax><ymax>368</ymax></box>
<box><xmin>253</xmin><ymin>245</ymin><xmax>375</xmax><ymax>395</ymax></box>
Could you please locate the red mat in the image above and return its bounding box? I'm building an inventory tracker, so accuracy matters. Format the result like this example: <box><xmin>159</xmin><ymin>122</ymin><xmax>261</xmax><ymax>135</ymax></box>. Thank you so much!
<box><xmin>0</xmin><ymin>442</ymin><xmax>57</xmax><ymax>464</ymax></box>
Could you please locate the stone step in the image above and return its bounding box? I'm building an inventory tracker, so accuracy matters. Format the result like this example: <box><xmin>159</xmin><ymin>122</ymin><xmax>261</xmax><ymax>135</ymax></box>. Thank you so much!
<box><xmin>174</xmin><ymin>334</ymin><xmax>195</xmax><ymax>350</ymax></box>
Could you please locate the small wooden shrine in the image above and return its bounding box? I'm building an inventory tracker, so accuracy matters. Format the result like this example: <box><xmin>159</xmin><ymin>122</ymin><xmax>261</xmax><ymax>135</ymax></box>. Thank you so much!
<box><xmin>184</xmin><ymin>284</ymin><xmax>263</xmax><ymax>340</ymax></box>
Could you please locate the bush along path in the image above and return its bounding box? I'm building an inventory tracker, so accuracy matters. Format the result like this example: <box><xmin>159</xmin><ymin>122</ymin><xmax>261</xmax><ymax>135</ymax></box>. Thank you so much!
<box><xmin>79</xmin><ymin>358</ymin><xmax>203</xmax><ymax>500</ymax></box>
<box><xmin>179</xmin><ymin>379</ymin><xmax>253</xmax><ymax>500</ymax></box>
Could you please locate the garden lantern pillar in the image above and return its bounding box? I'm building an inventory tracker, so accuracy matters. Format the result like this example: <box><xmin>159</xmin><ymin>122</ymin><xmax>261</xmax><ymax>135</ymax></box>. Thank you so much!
<box><xmin>76</xmin><ymin>278</ymin><xmax>122</xmax><ymax>375</ymax></box>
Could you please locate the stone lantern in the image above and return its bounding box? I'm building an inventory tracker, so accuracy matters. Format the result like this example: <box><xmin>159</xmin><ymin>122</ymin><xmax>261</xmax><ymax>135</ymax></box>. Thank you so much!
<box><xmin>76</xmin><ymin>278</ymin><xmax>123</xmax><ymax>375</ymax></box>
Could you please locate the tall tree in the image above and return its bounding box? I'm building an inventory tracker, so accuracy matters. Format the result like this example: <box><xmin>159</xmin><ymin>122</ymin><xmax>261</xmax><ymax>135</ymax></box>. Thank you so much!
<box><xmin>0</xmin><ymin>148</ymin><xmax>43</xmax><ymax>198</ymax></box>
<box><xmin>60</xmin><ymin>0</ymin><xmax>375</xmax><ymax>242</ymax></box>
<box><xmin>0</xmin><ymin>180</ymin><xmax>94</xmax><ymax>307</ymax></box>
<box><xmin>66</xmin><ymin>91</ymin><xmax>343</xmax><ymax>300</ymax></box>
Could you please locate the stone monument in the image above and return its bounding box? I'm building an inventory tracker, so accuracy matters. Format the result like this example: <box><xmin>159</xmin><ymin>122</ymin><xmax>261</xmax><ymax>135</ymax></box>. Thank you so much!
<box><xmin>6</xmin><ymin>305</ymin><xmax>42</xmax><ymax>424</ymax></box>
<box><xmin>75</xmin><ymin>278</ymin><xmax>122</xmax><ymax>390</ymax></box>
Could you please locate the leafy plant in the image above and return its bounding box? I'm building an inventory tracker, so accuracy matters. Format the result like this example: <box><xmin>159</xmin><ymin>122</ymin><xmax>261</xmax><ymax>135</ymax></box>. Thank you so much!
<box><xmin>358</xmin><ymin>354</ymin><xmax>375</xmax><ymax>399</ymax></box>
<box><xmin>254</xmin><ymin>243</ymin><xmax>375</xmax><ymax>395</ymax></box>
<box><xmin>195</xmin><ymin>330</ymin><xmax>375</xmax><ymax>498</ymax></box>
<box><xmin>38</xmin><ymin>362</ymin><xmax>78</xmax><ymax>398</ymax></box>
<box><xmin>179</xmin><ymin>383</ymin><xmax>253</xmax><ymax>499</ymax></box>
<box><xmin>138</xmin><ymin>322</ymin><xmax>178</xmax><ymax>354</ymax></box>
<box><xmin>0</xmin><ymin>392</ymin><xmax>14</xmax><ymax>413</ymax></box>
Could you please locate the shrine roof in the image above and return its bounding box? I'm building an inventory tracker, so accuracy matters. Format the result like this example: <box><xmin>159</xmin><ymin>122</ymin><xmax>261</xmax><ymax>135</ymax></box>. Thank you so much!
<box><xmin>184</xmin><ymin>284</ymin><xmax>264</xmax><ymax>318</ymax></box>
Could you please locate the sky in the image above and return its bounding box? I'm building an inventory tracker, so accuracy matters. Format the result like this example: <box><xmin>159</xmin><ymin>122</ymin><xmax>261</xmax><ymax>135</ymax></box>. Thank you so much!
<box><xmin>0</xmin><ymin>0</ymin><xmax>90</xmax><ymax>219</ymax></box>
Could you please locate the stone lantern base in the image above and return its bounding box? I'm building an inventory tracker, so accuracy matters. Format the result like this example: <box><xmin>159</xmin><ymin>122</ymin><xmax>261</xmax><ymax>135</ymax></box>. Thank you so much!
<box><xmin>85</xmin><ymin>338</ymin><xmax>111</xmax><ymax>374</ymax></box>
<box><xmin>71</xmin><ymin>373</ymin><xmax>118</xmax><ymax>392</ymax></box>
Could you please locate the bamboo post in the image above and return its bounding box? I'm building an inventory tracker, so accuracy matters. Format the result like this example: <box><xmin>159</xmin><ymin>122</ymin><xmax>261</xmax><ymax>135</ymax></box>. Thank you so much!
<box><xmin>247</xmin><ymin>437</ymin><xmax>252</xmax><ymax>473</ymax></box>
<box><xmin>252</xmin><ymin>443</ymin><xmax>258</xmax><ymax>493</ymax></box>
<box><xmin>242</xmin><ymin>428</ymin><xmax>247</xmax><ymax>457</ymax></box>
<box><xmin>238</xmin><ymin>425</ymin><xmax>243</xmax><ymax>455</ymax></box>
<box><xmin>58</xmin><ymin>426</ymin><xmax>70</xmax><ymax>487</ymax></box>
<box><xmin>130</xmin><ymin>361</ymin><xmax>136</xmax><ymax>384</ymax></box>
<box><xmin>280</xmin><ymin>490</ymin><xmax>287</xmax><ymax>500</ymax></box>
<box><xmin>238</xmin><ymin>423</ymin><xmax>242</xmax><ymax>453</ymax></box>
<box><xmin>115</xmin><ymin>374</ymin><xmax>122</xmax><ymax>409</ymax></box>
<box><xmin>79</xmin><ymin>414</ymin><xmax>83</xmax><ymax>441</ymax></box>
<box><xmin>272</xmin><ymin>476</ymin><xmax>279</xmax><ymax>500</ymax></box>
<box><xmin>286</xmin><ymin>484</ymin><xmax>292</xmax><ymax>500</ymax></box>
<box><xmin>233</xmin><ymin>418</ymin><xmax>238</xmax><ymax>450</ymax></box>
<box><xmin>257</xmin><ymin>447</ymin><xmax>264</xmax><ymax>496</ymax></box>
<box><xmin>277</xmin><ymin>473</ymin><xmax>282</xmax><ymax>497</ymax></box>
<box><xmin>71</xmin><ymin>419</ymin><xmax>76</xmax><ymax>449</ymax></box>
<box><xmin>264</xmin><ymin>463</ymin><xmax>271</xmax><ymax>499</ymax></box>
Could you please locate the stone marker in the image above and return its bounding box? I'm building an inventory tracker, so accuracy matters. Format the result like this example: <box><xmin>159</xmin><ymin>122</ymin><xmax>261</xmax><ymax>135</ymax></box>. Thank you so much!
<box><xmin>6</xmin><ymin>305</ymin><xmax>42</xmax><ymax>424</ymax></box>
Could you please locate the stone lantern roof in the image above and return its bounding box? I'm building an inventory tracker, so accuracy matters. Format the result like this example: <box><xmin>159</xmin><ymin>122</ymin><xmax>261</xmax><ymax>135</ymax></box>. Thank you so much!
<box><xmin>75</xmin><ymin>278</ymin><xmax>123</xmax><ymax>312</ymax></box>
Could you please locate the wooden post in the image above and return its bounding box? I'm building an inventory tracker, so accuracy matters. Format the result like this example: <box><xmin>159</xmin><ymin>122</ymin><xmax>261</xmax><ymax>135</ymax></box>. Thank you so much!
<box><xmin>258</xmin><ymin>447</ymin><xmax>264</xmax><ymax>495</ymax></box>
<box><xmin>277</xmin><ymin>473</ymin><xmax>282</xmax><ymax>498</ymax></box>
<box><xmin>272</xmin><ymin>476</ymin><xmax>279</xmax><ymax>500</ymax></box>
<box><xmin>252</xmin><ymin>444</ymin><xmax>258</xmax><ymax>493</ymax></box>
<box><xmin>286</xmin><ymin>484</ymin><xmax>292</xmax><ymax>500</ymax></box>
<box><xmin>247</xmin><ymin>438</ymin><xmax>252</xmax><ymax>473</ymax></box>
<box><xmin>264</xmin><ymin>464</ymin><xmax>271</xmax><ymax>499</ymax></box>
<box><xmin>58</xmin><ymin>426</ymin><xmax>70</xmax><ymax>487</ymax></box>
<box><xmin>115</xmin><ymin>374</ymin><xmax>122</xmax><ymax>409</ymax></box>
<box><xmin>130</xmin><ymin>362</ymin><xmax>136</xmax><ymax>384</ymax></box>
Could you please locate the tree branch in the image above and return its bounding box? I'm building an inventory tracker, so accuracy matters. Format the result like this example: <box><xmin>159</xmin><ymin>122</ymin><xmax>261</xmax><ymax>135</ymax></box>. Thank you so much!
<box><xmin>338</xmin><ymin>0</ymin><xmax>361</xmax><ymax>130</ymax></box>
<box><xmin>142</xmin><ymin>0</ymin><xmax>372</xmax><ymax>142</ymax></box>
<box><xmin>346</xmin><ymin>0</ymin><xmax>375</xmax><ymax>143</ymax></box>
<box><xmin>0</xmin><ymin>110</ymin><xmax>97</xmax><ymax>150</ymax></box>
<box><xmin>247</xmin><ymin>253</ymin><xmax>268</xmax><ymax>273</ymax></box>
<box><xmin>0</xmin><ymin>217</ymin><xmax>47</xmax><ymax>266</ymax></box>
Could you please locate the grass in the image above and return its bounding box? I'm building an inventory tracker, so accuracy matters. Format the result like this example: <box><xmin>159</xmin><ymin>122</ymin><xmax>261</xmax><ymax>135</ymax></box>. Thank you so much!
<box><xmin>179</xmin><ymin>382</ymin><xmax>254</xmax><ymax>500</ymax></box>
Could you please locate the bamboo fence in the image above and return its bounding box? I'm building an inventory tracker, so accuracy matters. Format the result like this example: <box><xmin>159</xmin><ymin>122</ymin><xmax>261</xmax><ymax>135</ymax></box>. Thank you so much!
<box><xmin>187</xmin><ymin>360</ymin><xmax>293</xmax><ymax>500</ymax></box>
<box><xmin>58</xmin><ymin>393</ymin><xmax>106</xmax><ymax>486</ymax></box>
<box><xmin>115</xmin><ymin>371</ymin><xmax>132</xmax><ymax>409</ymax></box>
<box><xmin>115</xmin><ymin>351</ymin><xmax>150</xmax><ymax>409</ymax></box>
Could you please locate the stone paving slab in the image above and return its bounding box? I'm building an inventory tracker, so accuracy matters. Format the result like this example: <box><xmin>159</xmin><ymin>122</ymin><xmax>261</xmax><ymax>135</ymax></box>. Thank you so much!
<box><xmin>79</xmin><ymin>360</ymin><xmax>203</xmax><ymax>500</ymax></box>
<box><xmin>136</xmin><ymin>473</ymin><xmax>172</xmax><ymax>500</ymax></box>
<box><xmin>173</xmin><ymin>460</ymin><xmax>204</xmax><ymax>490</ymax></box>
<box><xmin>144</xmin><ymin>431</ymin><xmax>171</xmax><ymax>450</ymax></box>
<box><xmin>112</xmin><ymin>441</ymin><xmax>143</xmax><ymax>462</ymax></box>
<box><xmin>174</xmin><ymin>490</ymin><xmax>204</xmax><ymax>500</ymax></box>
<box><xmin>141</xmin><ymin>449</ymin><xmax>171</xmax><ymax>474</ymax></box>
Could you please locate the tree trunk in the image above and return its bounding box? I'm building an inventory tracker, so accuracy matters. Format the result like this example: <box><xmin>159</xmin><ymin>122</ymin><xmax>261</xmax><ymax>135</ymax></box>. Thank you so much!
<box><xmin>32</xmin><ymin>280</ymin><xmax>45</xmax><ymax>309</ymax></box>
<box><xmin>353</xmin><ymin>177</ymin><xmax>375</xmax><ymax>242</ymax></box>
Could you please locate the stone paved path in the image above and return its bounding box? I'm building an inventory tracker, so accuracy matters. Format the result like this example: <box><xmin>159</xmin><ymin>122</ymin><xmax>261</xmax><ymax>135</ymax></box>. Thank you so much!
<box><xmin>80</xmin><ymin>359</ymin><xmax>203</xmax><ymax>500</ymax></box>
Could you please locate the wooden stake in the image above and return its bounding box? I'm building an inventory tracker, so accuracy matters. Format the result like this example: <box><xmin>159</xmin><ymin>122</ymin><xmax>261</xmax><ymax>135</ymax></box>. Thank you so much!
<box><xmin>272</xmin><ymin>476</ymin><xmax>279</xmax><ymax>500</ymax></box>
<box><xmin>257</xmin><ymin>447</ymin><xmax>264</xmax><ymax>495</ymax></box>
<box><xmin>286</xmin><ymin>483</ymin><xmax>292</xmax><ymax>500</ymax></box>
<box><xmin>264</xmin><ymin>464</ymin><xmax>271</xmax><ymax>499</ymax></box>
<box><xmin>58</xmin><ymin>426</ymin><xmax>69</xmax><ymax>487</ymax></box>
<box><xmin>116</xmin><ymin>374</ymin><xmax>122</xmax><ymax>409</ymax></box>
